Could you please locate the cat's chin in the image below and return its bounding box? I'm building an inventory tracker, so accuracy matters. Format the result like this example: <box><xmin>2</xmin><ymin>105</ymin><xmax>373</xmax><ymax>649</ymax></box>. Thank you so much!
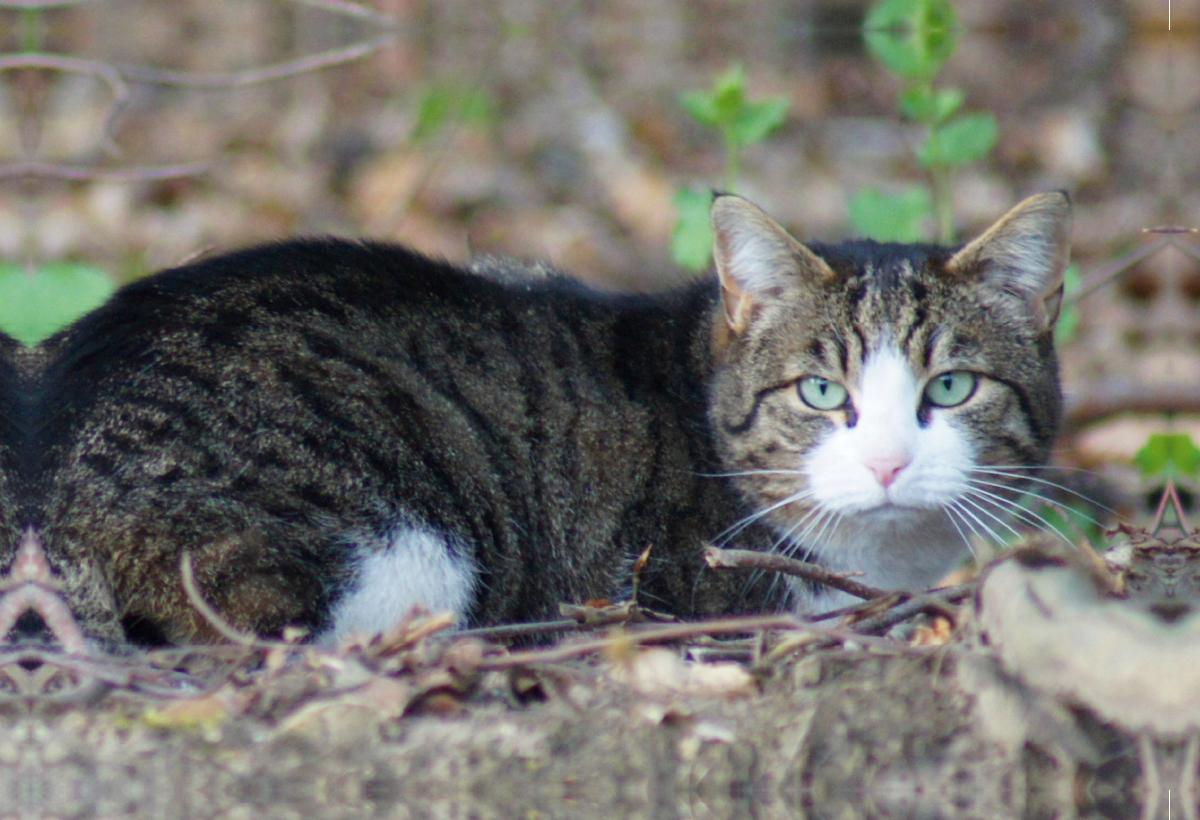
<box><xmin>840</xmin><ymin>499</ymin><xmax>943</xmax><ymax>524</ymax></box>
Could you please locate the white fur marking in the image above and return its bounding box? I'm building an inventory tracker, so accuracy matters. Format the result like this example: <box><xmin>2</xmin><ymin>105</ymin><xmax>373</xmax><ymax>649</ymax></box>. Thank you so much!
<box><xmin>321</xmin><ymin>526</ymin><xmax>476</xmax><ymax>645</ymax></box>
<box><xmin>793</xmin><ymin>345</ymin><xmax>975</xmax><ymax>603</ymax></box>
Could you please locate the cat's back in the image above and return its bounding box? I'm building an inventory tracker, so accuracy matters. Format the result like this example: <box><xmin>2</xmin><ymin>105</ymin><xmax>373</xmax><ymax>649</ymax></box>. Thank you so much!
<box><xmin>37</xmin><ymin>240</ymin><xmax>642</xmax><ymax>465</ymax></box>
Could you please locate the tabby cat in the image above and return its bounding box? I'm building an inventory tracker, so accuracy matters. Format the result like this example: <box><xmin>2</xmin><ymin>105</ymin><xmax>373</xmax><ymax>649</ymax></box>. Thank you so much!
<box><xmin>31</xmin><ymin>192</ymin><xmax>1069</xmax><ymax>645</ymax></box>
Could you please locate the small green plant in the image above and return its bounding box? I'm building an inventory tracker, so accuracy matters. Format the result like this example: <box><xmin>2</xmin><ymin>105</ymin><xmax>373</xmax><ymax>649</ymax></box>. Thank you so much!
<box><xmin>1053</xmin><ymin>262</ymin><xmax>1082</xmax><ymax>346</ymax></box>
<box><xmin>851</xmin><ymin>0</ymin><xmax>997</xmax><ymax>243</ymax></box>
<box><xmin>1135</xmin><ymin>433</ymin><xmax>1200</xmax><ymax>481</ymax></box>
<box><xmin>0</xmin><ymin>263</ymin><xmax>114</xmax><ymax>345</ymax></box>
<box><xmin>672</xmin><ymin>64</ymin><xmax>790</xmax><ymax>271</ymax></box>
<box><xmin>409</xmin><ymin>81</ymin><xmax>495</xmax><ymax>144</ymax></box>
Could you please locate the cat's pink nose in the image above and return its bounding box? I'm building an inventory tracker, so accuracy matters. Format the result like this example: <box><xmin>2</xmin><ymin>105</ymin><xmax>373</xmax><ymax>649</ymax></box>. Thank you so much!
<box><xmin>867</xmin><ymin>457</ymin><xmax>909</xmax><ymax>488</ymax></box>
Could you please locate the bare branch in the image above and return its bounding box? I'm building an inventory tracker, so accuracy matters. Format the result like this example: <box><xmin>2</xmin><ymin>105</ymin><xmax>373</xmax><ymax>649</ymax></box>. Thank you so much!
<box><xmin>179</xmin><ymin>552</ymin><xmax>258</xmax><ymax>646</ymax></box>
<box><xmin>0</xmin><ymin>529</ymin><xmax>89</xmax><ymax>653</ymax></box>
<box><xmin>288</xmin><ymin>0</ymin><xmax>398</xmax><ymax>26</ymax></box>
<box><xmin>0</xmin><ymin>0</ymin><xmax>96</xmax><ymax>8</ymax></box>
<box><xmin>478</xmin><ymin>614</ymin><xmax>807</xmax><ymax>670</ymax></box>
<box><xmin>114</xmin><ymin>34</ymin><xmax>395</xmax><ymax>88</ymax></box>
<box><xmin>843</xmin><ymin>585</ymin><xmax>973</xmax><ymax>636</ymax></box>
<box><xmin>704</xmin><ymin>545</ymin><xmax>888</xmax><ymax>601</ymax></box>
<box><xmin>0</xmin><ymin>160</ymin><xmax>210</xmax><ymax>180</ymax></box>
<box><xmin>1069</xmin><ymin>236</ymin><xmax>1171</xmax><ymax>304</ymax></box>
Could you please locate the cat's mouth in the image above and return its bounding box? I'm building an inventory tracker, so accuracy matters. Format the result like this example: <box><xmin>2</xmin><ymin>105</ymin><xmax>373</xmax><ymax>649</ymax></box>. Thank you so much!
<box><xmin>851</xmin><ymin>499</ymin><xmax>939</xmax><ymax>521</ymax></box>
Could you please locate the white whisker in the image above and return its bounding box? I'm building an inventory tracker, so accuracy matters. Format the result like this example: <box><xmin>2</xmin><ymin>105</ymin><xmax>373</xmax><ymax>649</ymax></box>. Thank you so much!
<box><xmin>968</xmin><ymin>477</ymin><xmax>1105</xmax><ymax>528</ymax></box>
<box><xmin>942</xmin><ymin>506</ymin><xmax>975</xmax><ymax>556</ymax></box>
<box><xmin>770</xmin><ymin>505</ymin><xmax>826</xmax><ymax>554</ymax></box>
<box><xmin>945</xmin><ymin>500</ymin><xmax>986</xmax><ymax>556</ymax></box>
<box><xmin>713</xmin><ymin>488</ymin><xmax>818</xmax><ymax>543</ymax></box>
<box><xmin>967</xmin><ymin>487</ymin><xmax>1076</xmax><ymax>546</ymax></box>
<box><xmin>953</xmin><ymin>496</ymin><xmax>1010</xmax><ymax>545</ymax></box>
<box><xmin>970</xmin><ymin>468</ymin><xmax>1120</xmax><ymax>518</ymax></box>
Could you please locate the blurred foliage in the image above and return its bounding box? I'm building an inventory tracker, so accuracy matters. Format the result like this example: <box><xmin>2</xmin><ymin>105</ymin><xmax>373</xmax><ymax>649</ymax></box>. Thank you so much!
<box><xmin>1053</xmin><ymin>263</ymin><xmax>1081</xmax><ymax>347</ymax></box>
<box><xmin>0</xmin><ymin>263</ymin><xmax>114</xmax><ymax>346</ymax></box>
<box><xmin>846</xmin><ymin>186</ymin><xmax>931</xmax><ymax>243</ymax></box>
<box><xmin>672</xmin><ymin>64</ymin><xmax>789</xmax><ymax>271</ymax></box>
<box><xmin>1135</xmin><ymin>433</ymin><xmax>1200</xmax><ymax>480</ymax></box>
<box><xmin>852</xmin><ymin>0</ymin><xmax>997</xmax><ymax>244</ymax></box>
<box><xmin>671</xmin><ymin>187</ymin><xmax>715</xmax><ymax>273</ymax></box>
<box><xmin>410</xmin><ymin>82</ymin><xmax>496</xmax><ymax>143</ymax></box>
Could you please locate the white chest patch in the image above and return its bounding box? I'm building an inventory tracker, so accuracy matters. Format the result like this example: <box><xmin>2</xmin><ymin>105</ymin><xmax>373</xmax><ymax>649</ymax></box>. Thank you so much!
<box><xmin>320</xmin><ymin>525</ymin><xmax>477</xmax><ymax>645</ymax></box>
<box><xmin>793</xmin><ymin>346</ymin><xmax>976</xmax><ymax>601</ymax></box>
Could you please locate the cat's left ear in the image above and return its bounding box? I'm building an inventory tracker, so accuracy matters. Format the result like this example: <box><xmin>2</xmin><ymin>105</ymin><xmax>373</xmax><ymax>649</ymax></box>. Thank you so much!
<box><xmin>711</xmin><ymin>194</ymin><xmax>835</xmax><ymax>338</ymax></box>
<box><xmin>946</xmin><ymin>191</ymin><xmax>1072</xmax><ymax>329</ymax></box>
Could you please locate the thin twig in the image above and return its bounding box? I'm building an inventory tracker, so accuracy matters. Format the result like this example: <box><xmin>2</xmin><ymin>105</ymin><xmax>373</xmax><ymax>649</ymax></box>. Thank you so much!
<box><xmin>457</xmin><ymin>618</ymin><xmax>594</xmax><ymax>642</ymax></box>
<box><xmin>0</xmin><ymin>530</ymin><xmax>89</xmax><ymax>653</ymax></box>
<box><xmin>0</xmin><ymin>0</ymin><xmax>95</xmax><ymax>8</ymax></box>
<box><xmin>1069</xmin><ymin>236</ymin><xmax>1170</xmax><ymax>303</ymax></box>
<box><xmin>289</xmin><ymin>0</ymin><xmax>398</xmax><ymax>26</ymax></box>
<box><xmin>0</xmin><ymin>647</ymin><xmax>199</xmax><ymax>692</ymax></box>
<box><xmin>704</xmin><ymin>545</ymin><xmax>887</xmax><ymax>600</ymax></box>
<box><xmin>847</xmin><ymin>584</ymin><xmax>973</xmax><ymax>635</ymax></box>
<box><xmin>0</xmin><ymin>160</ymin><xmax>210</xmax><ymax>180</ymax></box>
<box><xmin>479</xmin><ymin>614</ymin><xmax>807</xmax><ymax>670</ymax></box>
<box><xmin>114</xmin><ymin>35</ymin><xmax>394</xmax><ymax>87</ymax></box>
<box><xmin>1170</xmin><ymin>235</ymin><xmax>1200</xmax><ymax>263</ymax></box>
<box><xmin>179</xmin><ymin>552</ymin><xmax>258</xmax><ymax>646</ymax></box>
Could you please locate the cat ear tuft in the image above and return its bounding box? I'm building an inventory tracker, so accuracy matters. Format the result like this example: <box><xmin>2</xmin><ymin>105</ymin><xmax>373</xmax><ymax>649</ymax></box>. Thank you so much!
<box><xmin>710</xmin><ymin>194</ymin><xmax>834</xmax><ymax>336</ymax></box>
<box><xmin>947</xmin><ymin>191</ymin><xmax>1072</xmax><ymax>329</ymax></box>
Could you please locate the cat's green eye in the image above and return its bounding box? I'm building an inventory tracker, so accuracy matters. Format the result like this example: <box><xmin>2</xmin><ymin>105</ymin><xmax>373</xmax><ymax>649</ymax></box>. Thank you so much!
<box><xmin>798</xmin><ymin>376</ymin><xmax>848</xmax><ymax>411</ymax></box>
<box><xmin>923</xmin><ymin>371</ymin><xmax>978</xmax><ymax>408</ymax></box>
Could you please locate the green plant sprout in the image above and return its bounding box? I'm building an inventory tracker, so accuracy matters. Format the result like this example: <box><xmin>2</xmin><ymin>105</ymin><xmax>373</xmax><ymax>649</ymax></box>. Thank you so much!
<box><xmin>1135</xmin><ymin>433</ymin><xmax>1200</xmax><ymax>481</ymax></box>
<box><xmin>852</xmin><ymin>0</ymin><xmax>997</xmax><ymax>244</ymax></box>
<box><xmin>672</xmin><ymin>64</ymin><xmax>790</xmax><ymax>271</ymax></box>
<box><xmin>0</xmin><ymin>263</ymin><xmax>115</xmax><ymax>346</ymax></box>
<box><xmin>1053</xmin><ymin>262</ymin><xmax>1082</xmax><ymax>346</ymax></box>
<box><xmin>409</xmin><ymin>81</ymin><xmax>495</xmax><ymax>144</ymax></box>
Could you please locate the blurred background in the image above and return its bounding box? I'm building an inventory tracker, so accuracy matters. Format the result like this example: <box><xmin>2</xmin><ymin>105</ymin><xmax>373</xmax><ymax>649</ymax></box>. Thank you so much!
<box><xmin>0</xmin><ymin>0</ymin><xmax>1192</xmax><ymax>525</ymax></box>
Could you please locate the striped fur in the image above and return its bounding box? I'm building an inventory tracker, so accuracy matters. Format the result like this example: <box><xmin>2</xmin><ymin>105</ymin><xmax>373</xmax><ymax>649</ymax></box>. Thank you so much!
<box><xmin>31</xmin><ymin>193</ymin><xmax>1069</xmax><ymax>644</ymax></box>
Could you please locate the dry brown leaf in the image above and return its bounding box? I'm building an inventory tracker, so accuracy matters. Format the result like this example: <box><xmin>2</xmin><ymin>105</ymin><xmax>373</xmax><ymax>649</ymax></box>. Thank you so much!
<box><xmin>141</xmin><ymin>684</ymin><xmax>247</xmax><ymax>731</ymax></box>
<box><xmin>910</xmin><ymin>616</ymin><xmax>954</xmax><ymax>646</ymax></box>
<box><xmin>609</xmin><ymin>648</ymin><xmax>755</xmax><ymax>699</ymax></box>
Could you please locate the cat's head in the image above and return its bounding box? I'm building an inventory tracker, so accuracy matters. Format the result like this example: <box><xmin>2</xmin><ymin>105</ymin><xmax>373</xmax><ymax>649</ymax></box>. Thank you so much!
<box><xmin>706</xmin><ymin>192</ymin><xmax>1070</xmax><ymax>584</ymax></box>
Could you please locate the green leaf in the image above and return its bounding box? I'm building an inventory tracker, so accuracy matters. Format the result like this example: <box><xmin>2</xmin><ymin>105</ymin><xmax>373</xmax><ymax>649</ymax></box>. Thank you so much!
<box><xmin>680</xmin><ymin>90</ymin><xmax>721</xmax><ymax>127</ymax></box>
<box><xmin>711</xmin><ymin>63</ymin><xmax>747</xmax><ymax>120</ymax></box>
<box><xmin>847</xmin><ymin>186</ymin><xmax>932</xmax><ymax>242</ymax></box>
<box><xmin>671</xmin><ymin>187</ymin><xmax>715</xmax><ymax>271</ymax></box>
<box><xmin>864</xmin><ymin>0</ymin><xmax>957</xmax><ymax>81</ymax></box>
<box><xmin>1135</xmin><ymin>433</ymin><xmax>1200</xmax><ymax>479</ymax></box>
<box><xmin>727</xmin><ymin>98</ymin><xmax>789</xmax><ymax>147</ymax></box>
<box><xmin>1053</xmin><ymin>263</ymin><xmax>1081</xmax><ymax>346</ymax></box>
<box><xmin>899</xmin><ymin>86</ymin><xmax>963</xmax><ymax>123</ymax></box>
<box><xmin>0</xmin><ymin>262</ymin><xmax>114</xmax><ymax>345</ymax></box>
<box><xmin>411</xmin><ymin>83</ymin><xmax>495</xmax><ymax>143</ymax></box>
<box><xmin>917</xmin><ymin>112</ymin><xmax>997</xmax><ymax>167</ymax></box>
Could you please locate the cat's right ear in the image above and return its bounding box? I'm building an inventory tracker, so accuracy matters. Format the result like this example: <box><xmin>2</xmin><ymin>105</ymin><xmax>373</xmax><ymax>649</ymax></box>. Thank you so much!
<box><xmin>711</xmin><ymin>194</ymin><xmax>834</xmax><ymax>341</ymax></box>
